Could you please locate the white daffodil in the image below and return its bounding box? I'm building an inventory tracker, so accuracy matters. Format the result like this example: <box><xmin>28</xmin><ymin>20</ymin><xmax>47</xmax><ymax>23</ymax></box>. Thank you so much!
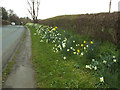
<box><xmin>100</xmin><ymin>77</ymin><xmax>104</xmax><ymax>82</ymax></box>
<box><xmin>113</xmin><ymin>56</ymin><xmax>116</xmax><ymax>58</ymax></box>
<box><xmin>67</xmin><ymin>49</ymin><xmax>70</xmax><ymax>52</ymax></box>
<box><xmin>86</xmin><ymin>45</ymin><xmax>89</xmax><ymax>48</ymax></box>
<box><xmin>84</xmin><ymin>47</ymin><xmax>86</xmax><ymax>50</ymax></box>
<box><xmin>73</xmin><ymin>52</ymin><xmax>76</xmax><ymax>54</ymax></box>
<box><xmin>92</xmin><ymin>59</ymin><xmax>95</xmax><ymax>62</ymax></box>
<box><xmin>62</xmin><ymin>43</ymin><xmax>66</xmax><ymax>48</ymax></box>
<box><xmin>76</xmin><ymin>44</ymin><xmax>78</xmax><ymax>46</ymax></box>
<box><xmin>86</xmin><ymin>65</ymin><xmax>89</xmax><ymax>68</ymax></box>
<box><xmin>73</xmin><ymin>40</ymin><xmax>75</xmax><ymax>43</ymax></box>
<box><xmin>113</xmin><ymin>59</ymin><xmax>116</xmax><ymax>62</ymax></box>
<box><xmin>103</xmin><ymin>60</ymin><xmax>107</xmax><ymax>64</ymax></box>
<box><xmin>94</xmin><ymin>66</ymin><xmax>97</xmax><ymax>70</ymax></box>
<box><xmin>70</xmin><ymin>47</ymin><xmax>73</xmax><ymax>49</ymax></box>
<box><xmin>81</xmin><ymin>52</ymin><xmax>83</xmax><ymax>56</ymax></box>
<box><xmin>63</xmin><ymin>57</ymin><xmax>66</xmax><ymax>60</ymax></box>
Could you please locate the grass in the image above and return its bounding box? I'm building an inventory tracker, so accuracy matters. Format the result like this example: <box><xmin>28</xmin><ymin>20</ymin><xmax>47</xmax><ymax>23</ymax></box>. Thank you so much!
<box><xmin>29</xmin><ymin>26</ymin><xmax>98</xmax><ymax>88</ymax></box>
<box><xmin>27</xmin><ymin>23</ymin><xmax>119</xmax><ymax>88</ymax></box>
<box><xmin>2</xmin><ymin>60</ymin><xmax>16</xmax><ymax>83</ymax></box>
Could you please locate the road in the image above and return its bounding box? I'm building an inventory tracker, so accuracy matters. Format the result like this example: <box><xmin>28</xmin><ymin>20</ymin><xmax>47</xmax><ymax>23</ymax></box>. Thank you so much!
<box><xmin>2</xmin><ymin>25</ymin><xmax>25</xmax><ymax>69</ymax></box>
<box><xmin>3</xmin><ymin>27</ymin><xmax>36</xmax><ymax>88</ymax></box>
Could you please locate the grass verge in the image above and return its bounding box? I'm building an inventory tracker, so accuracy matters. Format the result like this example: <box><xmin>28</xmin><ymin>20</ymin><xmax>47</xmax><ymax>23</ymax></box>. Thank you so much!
<box><xmin>28</xmin><ymin>26</ymin><xmax>98</xmax><ymax>88</ymax></box>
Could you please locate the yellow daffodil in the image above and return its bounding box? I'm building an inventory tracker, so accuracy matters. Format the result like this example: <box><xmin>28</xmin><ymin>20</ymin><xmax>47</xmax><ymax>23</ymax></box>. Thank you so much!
<box><xmin>54</xmin><ymin>28</ymin><xmax>56</xmax><ymax>31</ymax></box>
<box><xmin>81</xmin><ymin>44</ymin><xmax>83</xmax><ymax>47</ymax></box>
<box><xmin>83</xmin><ymin>41</ymin><xmax>86</xmax><ymax>44</ymax></box>
<box><xmin>91</xmin><ymin>41</ymin><xmax>93</xmax><ymax>44</ymax></box>
<box><xmin>55</xmin><ymin>26</ymin><xmax>58</xmax><ymax>28</ymax></box>
<box><xmin>77</xmin><ymin>49</ymin><xmax>80</xmax><ymax>53</ymax></box>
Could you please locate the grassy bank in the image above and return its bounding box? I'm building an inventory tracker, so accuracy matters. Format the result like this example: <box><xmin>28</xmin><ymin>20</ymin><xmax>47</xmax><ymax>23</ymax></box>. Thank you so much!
<box><xmin>27</xmin><ymin>23</ymin><xmax>119</xmax><ymax>88</ymax></box>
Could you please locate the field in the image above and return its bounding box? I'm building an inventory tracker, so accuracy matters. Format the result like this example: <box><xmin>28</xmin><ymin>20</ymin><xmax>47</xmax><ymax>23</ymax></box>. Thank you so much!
<box><xmin>26</xmin><ymin>23</ymin><xmax>119</xmax><ymax>88</ymax></box>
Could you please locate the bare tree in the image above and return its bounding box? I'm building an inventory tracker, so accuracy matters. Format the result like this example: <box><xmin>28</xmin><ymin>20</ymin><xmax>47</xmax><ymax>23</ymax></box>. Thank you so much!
<box><xmin>109</xmin><ymin>0</ymin><xmax>112</xmax><ymax>13</ymax></box>
<box><xmin>27</xmin><ymin>0</ymin><xmax>40</xmax><ymax>23</ymax></box>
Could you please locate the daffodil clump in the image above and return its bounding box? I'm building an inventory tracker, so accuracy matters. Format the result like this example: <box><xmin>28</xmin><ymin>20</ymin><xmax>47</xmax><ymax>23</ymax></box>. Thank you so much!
<box><xmin>26</xmin><ymin>23</ymin><xmax>119</xmax><ymax>88</ymax></box>
<box><xmin>31</xmin><ymin>23</ymin><xmax>94</xmax><ymax>60</ymax></box>
<box><xmin>85</xmin><ymin>50</ymin><xmax>119</xmax><ymax>88</ymax></box>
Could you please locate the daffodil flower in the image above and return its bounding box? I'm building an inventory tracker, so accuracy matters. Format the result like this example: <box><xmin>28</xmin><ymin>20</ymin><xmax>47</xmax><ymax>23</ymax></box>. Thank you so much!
<box><xmin>73</xmin><ymin>52</ymin><xmax>76</xmax><ymax>54</ymax></box>
<box><xmin>94</xmin><ymin>66</ymin><xmax>97</xmax><ymax>70</ymax></box>
<box><xmin>81</xmin><ymin>44</ymin><xmax>83</xmax><ymax>47</ymax></box>
<box><xmin>100</xmin><ymin>77</ymin><xmax>104</xmax><ymax>82</ymax></box>
<box><xmin>63</xmin><ymin>57</ymin><xmax>66</xmax><ymax>60</ymax></box>
<box><xmin>103</xmin><ymin>60</ymin><xmax>107</xmax><ymax>64</ymax></box>
<box><xmin>77</xmin><ymin>49</ymin><xmax>80</xmax><ymax>53</ymax></box>
<box><xmin>83</xmin><ymin>41</ymin><xmax>86</xmax><ymax>44</ymax></box>
<box><xmin>73</xmin><ymin>40</ymin><xmax>75</xmax><ymax>43</ymax></box>
<box><xmin>113</xmin><ymin>56</ymin><xmax>116</xmax><ymax>58</ymax></box>
<box><xmin>113</xmin><ymin>59</ymin><xmax>116</xmax><ymax>62</ymax></box>
<box><xmin>67</xmin><ymin>49</ymin><xmax>70</xmax><ymax>52</ymax></box>
<box><xmin>86</xmin><ymin>45</ymin><xmax>89</xmax><ymax>48</ymax></box>
<box><xmin>91</xmin><ymin>41</ymin><xmax>93</xmax><ymax>44</ymax></box>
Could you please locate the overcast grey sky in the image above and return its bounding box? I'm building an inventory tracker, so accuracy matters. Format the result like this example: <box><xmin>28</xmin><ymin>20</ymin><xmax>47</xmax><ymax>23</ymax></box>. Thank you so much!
<box><xmin>0</xmin><ymin>0</ymin><xmax>120</xmax><ymax>19</ymax></box>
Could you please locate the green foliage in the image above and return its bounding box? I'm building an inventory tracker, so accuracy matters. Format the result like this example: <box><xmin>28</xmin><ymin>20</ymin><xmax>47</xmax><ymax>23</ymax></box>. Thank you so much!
<box><xmin>26</xmin><ymin>23</ymin><xmax>119</xmax><ymax>88</ymax></box>
<box><xmin>26</xmin><ymin>23</ymin><xmax>97</xmax><ymax>88</ymax></box>
<box><xmin>1</xmin><ymin>7</ymin><xmax>8</xmax><ymax>20</ymax></box>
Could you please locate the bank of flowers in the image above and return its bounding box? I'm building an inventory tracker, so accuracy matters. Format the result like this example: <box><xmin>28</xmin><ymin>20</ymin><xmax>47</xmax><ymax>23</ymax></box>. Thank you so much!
<box><xmin>26</xmin><ymin>23</ymin><xmax>119</xmax><ymax>88</ymax></box>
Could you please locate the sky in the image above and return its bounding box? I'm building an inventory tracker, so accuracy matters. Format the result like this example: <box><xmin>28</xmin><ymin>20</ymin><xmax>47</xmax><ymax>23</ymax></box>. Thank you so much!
<box><xmin>0</xmin><ymin>0</ymin><xmax>120</xmax><ymax>20</ymax></box>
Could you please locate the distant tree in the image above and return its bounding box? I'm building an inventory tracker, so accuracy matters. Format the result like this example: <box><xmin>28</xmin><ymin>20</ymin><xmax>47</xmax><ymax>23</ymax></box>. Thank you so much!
<box><xmin>27</xmin><ymin>0</ymin><xmax>40</xmax><ymax>23</ymax></box>
<box><xmin>1</xmin><ymin>7</ymin><xmax>8</xmax><ymax>20</ymax></box>
<box><xmin>20</xmin><ymin>17</ymin><xmax>32</xmax><ymax>25</ymax></box>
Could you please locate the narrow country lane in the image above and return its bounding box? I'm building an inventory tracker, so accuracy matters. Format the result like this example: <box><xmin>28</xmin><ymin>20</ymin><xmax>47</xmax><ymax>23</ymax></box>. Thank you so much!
<box><xmin>3</xmin><ymin>27</ymin><xmax>36</xmax><ymax>88</ymax></box>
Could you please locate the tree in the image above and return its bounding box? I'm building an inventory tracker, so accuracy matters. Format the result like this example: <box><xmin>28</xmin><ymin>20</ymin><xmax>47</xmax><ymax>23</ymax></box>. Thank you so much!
<box><xmin>27</xmin><ymin>0</ymin><xmax>40</xmax><ymax>23</ymax></box>
<box><xmin>1</xmin><ymin>7</ymin><xmax>8</xmax><ymax>20</ymax></box>
<box><xmin>109</xmin><ymin>0</ymin><xmax>112</xmax><ymax>13</ymax></box>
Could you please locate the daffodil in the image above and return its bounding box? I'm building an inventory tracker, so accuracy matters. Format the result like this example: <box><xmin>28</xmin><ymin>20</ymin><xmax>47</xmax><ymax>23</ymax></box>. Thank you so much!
<box><xmin>84</xmin><ymin>47</ymin><xmax>86</xmax><ymax>50</ymax></box>
<box><xmin>83</xmin><ymin>41</ymin><xmax>86</xmax><ymax>44</ymax></box>
<box><xmin>113</xmin><ymin>56</ymin><xmax>116</xmax><ymax>58</ymax></box>
<box><xmin>94</xmin><ymin>66</ymin><xmax>97</xmax><ymax>70</ymax></box>
<box><xmin>77</xmin><ymin>49</ymin><xmax>80</xmax><ymax>53</ymax></box>
<box><xmin>100</xmin><ymin>77</ymin><xmax>104</xmax><ymax>82</ymax></box>
<box><xmin>103</xmin><ymin>60</ymin><xmax>107</xmax><ymax>64</ymax></box>
<box><xmin>86</xmin><ymin>45</ymin><xmax>89</xmax><ymax>48</ymax></box>
<box><xmin>67</xmin><ymin>49</ymin><xmax>70</xmax><ymax>52</ymax></box>
<box><xmin>70</xmin><ymin>47</ymin><xmax>73</xmax><ymax>49</ymax></box>
<box><xmin>63</xmin><ymin>57</ymin><xmax>66</xmax><ymax>60</ymax></box>
<box><xmin>73</xmin><ymin>52</ymin><xmax>76</xmax><ymax>54</ymax></box>
<box><xmin>113</xmin><ymin>59</ymin><xmax>116</xmax><ymax>62</ymax></box>
<box><xmin>81</xmin><ymin>44</ymin><xmax>83</xmax><ymax>47</ymax></box>
<box><xmin>81</xmin><ymin>52</ymin><xmax>83</xmax><ymax>56</ymax></box>
<box><xmin>54</xmin><ymin>28</ymin><xmax>56</xmax><ymax>31</ymax></box>
<box><xmin>73</xmin><ymin>40</ymin><xmax>75</xmax><ymax>43</ymax></box>
<box><xmin>91</xmin><ymin>41</ymin><xmax>93</xmax><ymax>44</ymax></box>
<box><xmin>92</xmin><ymin>59</ymin><xmax>95</xmax><ymax>62</ymax></box>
